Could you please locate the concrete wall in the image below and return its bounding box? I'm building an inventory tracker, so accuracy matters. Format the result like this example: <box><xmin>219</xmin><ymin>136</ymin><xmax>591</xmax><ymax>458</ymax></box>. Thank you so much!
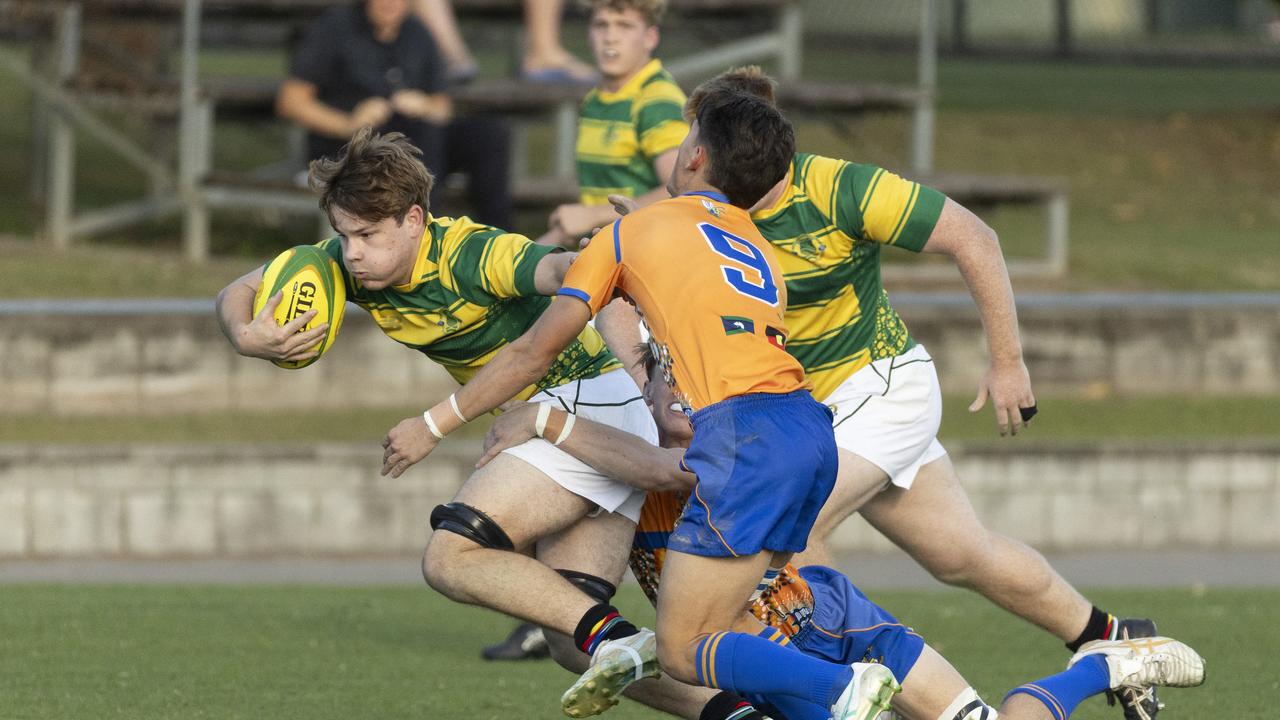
<box><xmin>2</xmin><ymin>295</ymin><xmax>1278</xmax><ymax>417</ymax></box>
<box><xmin>2</xmin><ymin>440</ymin><xmax>1277</xmax><ymax>559</ymax></box>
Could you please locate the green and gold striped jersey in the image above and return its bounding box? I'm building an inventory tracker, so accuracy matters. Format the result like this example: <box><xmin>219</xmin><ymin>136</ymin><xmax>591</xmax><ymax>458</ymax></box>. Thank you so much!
<box><xmin>317</xmin><ymin>215</ymin><xmax>620</xmax><ymax>395</ymax></box>
<box><xmin>751</xmin><ymin>153</ymin><xmax>946</xmax><ymax>401</ymax></box>
<box><xmin>576</xmin><ymin>59</ymin><xmax>688</xmax><ymax>205</ymax></box>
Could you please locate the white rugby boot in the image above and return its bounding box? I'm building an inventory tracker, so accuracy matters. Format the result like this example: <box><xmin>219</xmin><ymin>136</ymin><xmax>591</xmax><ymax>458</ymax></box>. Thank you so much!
<box><xmin>561</xmin><ymin>629</ymin><xmax>660</xmax><ymax>718</ymax></box>
<box><xmin>830</xmin><ymin>662</ymin><xmax>901</xmax><ymax>720</ymax></box>
<box><xmin>1069</xmin><ymin>635</ymin><xmax>1205</xmax><ymax>720</ymax></box>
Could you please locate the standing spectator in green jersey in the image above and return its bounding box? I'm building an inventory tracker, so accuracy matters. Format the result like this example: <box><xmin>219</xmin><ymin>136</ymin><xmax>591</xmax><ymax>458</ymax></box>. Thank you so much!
<box><xmin>538</xmin><ymin>0</ymin><xmax>688</xmax><ymax>248</ymax></box>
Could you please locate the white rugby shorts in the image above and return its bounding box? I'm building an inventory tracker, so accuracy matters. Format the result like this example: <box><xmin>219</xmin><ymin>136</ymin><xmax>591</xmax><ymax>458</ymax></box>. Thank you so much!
<box><xmin>824</xmin><ymin>343</ymin><xmax>947</xmax><ymax>489</ymax></box>
<box><xmin>501</xmin><ymin>369</ymin><xmax>654</xmax><ymax>522</ymax></box>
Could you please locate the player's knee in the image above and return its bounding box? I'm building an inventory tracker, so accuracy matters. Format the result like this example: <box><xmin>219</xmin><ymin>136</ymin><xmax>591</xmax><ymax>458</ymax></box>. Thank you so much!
<box><xmin>421</xmin><ymin>502</ymin><xmax>515</xmax><ymax>596</ymax></box>
<box><xmin>922</xmin><ymin>534</ymin><xmax>996</xmax><ymax>587</ymax></box>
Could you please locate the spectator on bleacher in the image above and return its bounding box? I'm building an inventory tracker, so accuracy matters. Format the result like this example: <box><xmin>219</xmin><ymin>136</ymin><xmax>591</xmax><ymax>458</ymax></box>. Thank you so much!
<box><xmin>538</xmin><ymin>0</ymin><xmax>686</xmax><ymax>247</ymax></box>
<box><xmin>414</xmin><ymin>0</ymin><xmax>597</xmax><ymax>83</ymax></box>
<box><xmin>278</xmin><ymin>0</ymin><xmax>513</xmax><ymax>228</ymax></box>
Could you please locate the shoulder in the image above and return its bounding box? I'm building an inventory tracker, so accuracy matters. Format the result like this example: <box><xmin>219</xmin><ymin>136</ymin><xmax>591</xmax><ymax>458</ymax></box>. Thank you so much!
<box><xmin>637</xmin><ymin>70</ymin><xmax>687</xmax><ymax>108</ymax></box>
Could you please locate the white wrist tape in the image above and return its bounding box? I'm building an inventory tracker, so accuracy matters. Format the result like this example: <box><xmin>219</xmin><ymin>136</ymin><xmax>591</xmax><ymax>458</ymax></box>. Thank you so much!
<box><xmin>422</xmin><ymin>409</ymin><xmax>445</xmax><ymax>439</ymax></box>
<box><xmin>448</xmin><ymin>393</ymin><xmax>467</xmax><ymax>423</ymax></box>
<box><xmin>535</xmin><ymin>403</ymin><xmax>552</xmax><ymax>439</ymax></box>
<box><xmin>552</xmin><ymin>412</ymin><xmax>575</xmax><ymax>446</ymax></box>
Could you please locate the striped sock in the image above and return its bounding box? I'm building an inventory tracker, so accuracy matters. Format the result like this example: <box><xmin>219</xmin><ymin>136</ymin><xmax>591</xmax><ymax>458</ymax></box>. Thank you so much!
<box><xmin>694</xmin><ymin>630</ymin><xmax>852</xmax><ymax>707</ymax></box>
<box><xmin>573</xmin><ymin>604</ymin><xmax>638</xmax><ymax>656</ymax></box>
<box><xmin>699</xmin><ymin>691</ymin><xmax>769</xmax><ymax>720</ymax></box>
<box><xmin>1005</xmin><ymin>654</ymin><xmax>1110</xmax><ymax>720</ymax></box>
<box><xmin>1066</xmin><ymin>606</ymin><xmax>1115</xmax><ymax>651</ymax></box>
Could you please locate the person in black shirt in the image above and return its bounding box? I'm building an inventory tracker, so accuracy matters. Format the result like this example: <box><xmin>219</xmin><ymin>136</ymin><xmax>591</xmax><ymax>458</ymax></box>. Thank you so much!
<box><xmin>278</xmin><ymin>0</ymin><xmax>512</xmax><ymax>228</ymax></box>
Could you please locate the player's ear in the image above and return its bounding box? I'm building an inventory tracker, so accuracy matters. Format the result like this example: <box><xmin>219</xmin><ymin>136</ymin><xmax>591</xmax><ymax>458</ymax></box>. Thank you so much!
<box><xmin>644</xmin><ymin>26</ymin><xmax>659</xmax><ymax>53</ymax></box>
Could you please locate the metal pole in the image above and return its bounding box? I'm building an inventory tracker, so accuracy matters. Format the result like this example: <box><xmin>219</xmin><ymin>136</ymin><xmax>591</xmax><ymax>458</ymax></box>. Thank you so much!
<box><xmin>1055</xmin><ymin>0</ymin><xmax>1073</xmax><ymax>57</ymax></box>
<box><xmin>911</xmin><ymin>0</ymin><xmax>936</xmax><ymax>176</ymax></box>
<box><xmin>778</xmin><ymin>3</ymin><xmax>803</xmax><ymax>82</ymax></box>
<box><xmin>179</xmin><ymin>0</ymin><xmax>209</xmax><ymax>262</ymax></box>
<box><xmin>45</xmin><ymin>2</ymin><xmax>81</xmax><ymax>250</ymax></box>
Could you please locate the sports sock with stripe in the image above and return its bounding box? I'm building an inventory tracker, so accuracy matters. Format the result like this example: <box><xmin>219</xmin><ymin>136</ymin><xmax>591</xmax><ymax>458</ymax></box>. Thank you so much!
<box><xmin>699</xmin><ymin>690</ymin><xmax>770</xmax><ymax>720</ymax></box>
<box><xmin>694</xmin><ymin>631</ymin><xmax>853</xmax><ymax>708</ymax></box>
<box><xmin>1066</xmin><ymin>606</ymin><xmax>1114</xmax><ymax>652</ymax></box>
<box><xmin>1005</xmin><ymin>653</ymin><xmax>1110</xmax><ymax>720</ymax></box>
<box><xmin>572</xmin><ymin>603</ymin><xmax>639</xmax><ymax>656</ymax></box>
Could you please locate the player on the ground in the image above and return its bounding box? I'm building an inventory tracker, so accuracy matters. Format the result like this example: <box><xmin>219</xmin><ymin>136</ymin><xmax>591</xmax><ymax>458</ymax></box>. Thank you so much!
<box><xmin>600</xmin><ymin>66</ymin><xmax>1161</xmax><ymax>720</ymax></box>
<box><xmin>381</xmin><ymin>91</ymin><xmax>907</xmax><ymax>720</ymax></box>
<box><xmin>538</xmin><ymin>0</ymin><xmax>687</xmax><ymax>248</ymax></box>
<box><xmin>477</xmin><ymin>350</ymin><xmax>1208</xmax><ymax>720</ymax></box>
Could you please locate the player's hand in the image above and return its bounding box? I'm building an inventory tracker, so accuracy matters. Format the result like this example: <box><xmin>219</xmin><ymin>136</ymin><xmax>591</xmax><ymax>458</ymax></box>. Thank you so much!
<box><xmin>969</xmin><ymin>359</ymin><xmax>1036</xmax><ymax>437</ymax></box>
<box><xmin>381</xmin><ymin>414</ymin><xmax>439</xmax><ymax>478</ymax></box>
<box><xmin>476</xmin><ymin>403</ymin><xmax>540</xmax><ymax>468</ymax></box>
<box><xmin>550</xmin><ymin>203</ymin><xmax>613</xmax><ymax>238</ymax></box>
<box><xmin>391</xmin><ymin>90</ymin><xmax>452</xmax><ymax>123</ymax></box>
<box><xmin>234</xmin><ymin>291</ymin><xmax>328</xmax><ymax>362</ymax></box>
<box><xmin>607</xmin><ymin>194</ymin><xmax>639</xmax><ymax>217</ymax></box>
<box><xmin>348</xmin><ymin>97</ymin><xmax>393</xmax><ymax>133</ymax></box>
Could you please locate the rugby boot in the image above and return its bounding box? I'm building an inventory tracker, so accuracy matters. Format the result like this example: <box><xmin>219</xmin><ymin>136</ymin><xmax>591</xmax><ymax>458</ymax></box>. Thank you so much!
<box><xmin>481</xmin><ymin>622</ymin><xmax>550</xmax><ymax>661</ymax></box>
<box><xmin>1071</xmin><ymin>635</ymin><xmax>1205</xmax><ymax>720</ymax></box>
<box><xmin>1102</xmin><ymin>618</ymin><xmax>1163</xmax><ymax>720</ymax></box>
<box><xmin>561</xmin><ymin>628</ymin><xmax>660</xmax><ymax>717</ymax></box>
<box><xmin>830</xmin><ymin>662</ymin><xmax>901</xmax><ymax>720</ymax></box>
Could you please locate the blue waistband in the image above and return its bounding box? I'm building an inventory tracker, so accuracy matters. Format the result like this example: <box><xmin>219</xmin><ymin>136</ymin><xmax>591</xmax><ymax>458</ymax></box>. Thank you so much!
<box><xmin>690</xmin><ymin>389</ymin><xmax>813</xmax><ymax>425</ymax></box>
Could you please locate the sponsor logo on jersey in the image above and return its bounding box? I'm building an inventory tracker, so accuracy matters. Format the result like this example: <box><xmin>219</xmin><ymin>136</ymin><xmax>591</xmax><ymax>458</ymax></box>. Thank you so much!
<box><xmin>765</xmin><ymin>326</ymin><xmax>787</xmax><ymax>349</ymax></box>
<box><xmin>702</xmin><ymin>199</ymin><xmax>724</xmax><ymax>218</ymax></box>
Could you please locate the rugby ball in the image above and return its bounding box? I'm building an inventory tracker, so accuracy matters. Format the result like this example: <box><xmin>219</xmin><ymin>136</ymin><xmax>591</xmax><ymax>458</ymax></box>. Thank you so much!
<box><xmin>252</xmin><ymin>245</ymin><xmax>346</xmax><ymax>369</ymax></box>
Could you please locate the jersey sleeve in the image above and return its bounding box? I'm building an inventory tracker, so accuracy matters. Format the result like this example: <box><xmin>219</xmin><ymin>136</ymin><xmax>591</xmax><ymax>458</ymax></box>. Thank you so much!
<box><xmin>559</xmin><ymin>220</ymin><xmax>625</xmax><ymax>316</ymax></box>
<box><xmin>634</xmin><ymin>81</ymin><xmax>689</xmax><ymax>160</ymax></box>
<box><xmin>826</xmin><ymin>161</ymin><xmax>946</xmax><ymax>253</ymax></box>
<box><xmin>442</xmin><ymin>225</ymin><xmax>561</xmax><ymax>303</ymax></box>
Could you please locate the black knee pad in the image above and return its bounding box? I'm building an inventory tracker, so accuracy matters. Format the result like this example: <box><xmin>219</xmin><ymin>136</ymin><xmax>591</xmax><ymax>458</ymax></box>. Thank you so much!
<box><xmin>557</xmin><ymin>569</ymin><xmax>617</xmax><ymax>604</ymax></box>
<box><xmin>429</xmin><ymin>502</ymin><xmax>514</xmax><ymax>551</ymax></box>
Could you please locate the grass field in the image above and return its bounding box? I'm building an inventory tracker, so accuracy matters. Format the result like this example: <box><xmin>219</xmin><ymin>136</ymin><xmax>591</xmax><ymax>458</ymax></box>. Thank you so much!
<box><xmin>0</xmin><ymin>583</ymin><xmax>1271</xmax><ymax>719</ymax></box>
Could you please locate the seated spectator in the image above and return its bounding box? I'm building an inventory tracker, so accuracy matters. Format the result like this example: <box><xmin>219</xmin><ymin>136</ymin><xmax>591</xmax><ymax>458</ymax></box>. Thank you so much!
<box><xmin>414</xmin><ymin>0</ymin><xmax>596</xmax><ymax>84</ymax></box>
<box><xmin>278</xmin><ymin>0</ymin><xmax>512</xmax><ymax>228</ymax></box>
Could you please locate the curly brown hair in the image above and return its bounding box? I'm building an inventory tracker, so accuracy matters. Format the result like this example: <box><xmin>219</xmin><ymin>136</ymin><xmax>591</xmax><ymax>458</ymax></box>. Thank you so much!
<box><xmin>307</xmin><ymin>127</ymin><xmax>435</xmax><ymax>224</ymax></box>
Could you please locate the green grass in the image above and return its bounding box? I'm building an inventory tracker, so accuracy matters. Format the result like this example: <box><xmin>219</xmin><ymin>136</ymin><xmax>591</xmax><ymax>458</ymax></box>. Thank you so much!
<box><xmin>11</xmin><ymin>394</ymin><xmax>1280</xmax><ymax>445</ymax></box>
<box><xmin>0</xmin><ymin>583</ymin><xmax>1271</xmax><ymax>719</ymax></box>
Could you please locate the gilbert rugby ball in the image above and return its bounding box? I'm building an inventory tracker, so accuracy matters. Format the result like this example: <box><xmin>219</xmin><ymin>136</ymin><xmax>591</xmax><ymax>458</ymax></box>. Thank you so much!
<box><xmin>252</xmin><ymin>245</ymin><xmax>346</xmax><ymax>369</ymax></box>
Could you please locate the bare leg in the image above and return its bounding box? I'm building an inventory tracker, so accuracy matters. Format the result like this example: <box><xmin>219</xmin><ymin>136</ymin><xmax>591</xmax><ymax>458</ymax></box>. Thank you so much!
<box><xmin>420</xmin><ymin>453</ymin><xmax>605</xmax><ymax>635</ymax></box>
<box><xmin>858</xmin><ymin>454</ymin><xmax>1093</xmax><ymax>643</ymax></box>
<box><xmin>413</xmin><ymin>0</ymin><xmax>475</xmax><ymax>71</ymax></box>
<box><xmin>521</xmin><ymin>0</ymin><xmax>595</xmax><ymax>79</ymax></box>
<box><xmin>791</xmin><ymin>449</ymin><xmax>890</xmax><ymax>567</ymax></box>
<box><xmin>894</xmin><ymin>644</ymin><xmax>1053</xmax><ymax>720</ymax></box>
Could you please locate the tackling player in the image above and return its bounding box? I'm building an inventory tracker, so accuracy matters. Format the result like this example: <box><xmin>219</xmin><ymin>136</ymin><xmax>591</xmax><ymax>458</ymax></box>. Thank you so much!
<box><xmin>381</xmin><ymin>91</ymin><xmax>902</xmax><ymax>720</ymax></box>
<box><xmin>476</xmin><ymin>350</ymin><xmax>1207</xmax><ymax>720</ymax></box>
<box><xmin>602</xmin><ymin>67</ymin><xmax>1162</xmax><ymax>720</ymax></box>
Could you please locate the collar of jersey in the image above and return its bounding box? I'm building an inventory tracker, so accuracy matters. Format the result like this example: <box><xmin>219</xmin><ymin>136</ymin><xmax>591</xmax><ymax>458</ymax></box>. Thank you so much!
<box><xmin>392</xmin><ymin>219</ymin><xmax>437</xmax><ymax>293</ymax></box>
<box><xmin>596</xmin><ymin>58</ymin><xmax>664</xmax><ymax>102</ymax></box>
<box><xmin>681</xmin><ymin>190</ymin><xmax>730</xmax><ymax>204</ymax></box>
<box><xmin>748</xmin><ymin>162</ymin><xmax>797</xmax><ymax>222</ymax></box>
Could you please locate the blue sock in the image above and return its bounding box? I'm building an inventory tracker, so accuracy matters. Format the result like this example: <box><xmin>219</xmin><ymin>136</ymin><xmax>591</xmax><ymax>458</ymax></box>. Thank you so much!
<box><xmin>1005</xmin><ymin>654</ymin><xmax>1111</xmax><ymax>720</ymax></box>
<box><xmin>695</xmin><ymin>631</ymin><xmax>852</xmax><ymax>708</ymax></box>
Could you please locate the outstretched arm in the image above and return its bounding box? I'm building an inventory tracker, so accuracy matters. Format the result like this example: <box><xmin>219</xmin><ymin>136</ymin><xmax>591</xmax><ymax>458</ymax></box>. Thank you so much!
<box><xmin>476</xmin><ymin>403</ymin><xmax>693</xmax><ymax>492</ymax></box>
<box><xmin>921</xmin><ymin>198</ymin><xmax>1035</xmax><ymax>436</ymax></box>
<box><xmin>380</xmin><ymin>296</ymin><xmax>592</xmax><ymax>477</ymax></box>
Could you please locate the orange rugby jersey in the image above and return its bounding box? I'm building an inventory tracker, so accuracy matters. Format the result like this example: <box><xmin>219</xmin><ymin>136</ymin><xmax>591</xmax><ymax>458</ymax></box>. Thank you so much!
<box><xmin>559</xmin><ymin>191</ymin><xmax>807</xmax><ymax>411</ymax></box>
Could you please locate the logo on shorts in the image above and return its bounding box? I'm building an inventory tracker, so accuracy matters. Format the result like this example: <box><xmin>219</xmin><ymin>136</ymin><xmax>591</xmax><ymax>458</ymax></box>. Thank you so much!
<box><xmin>721</xmin><ymin>315</ymin><xmax>755</xmax><ymax>335</ymax></box>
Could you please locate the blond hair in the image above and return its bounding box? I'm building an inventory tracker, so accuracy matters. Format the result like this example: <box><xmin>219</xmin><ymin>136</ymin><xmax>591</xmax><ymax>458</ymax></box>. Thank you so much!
<box><xmin>684</xmin><ymin>65</ymin><xmax>777</xmax><ymax>121</ymax></box>
<box><xmin>580</xmin><ymin>0</ymin><xmax>667</xmax><ymax>26</ymax></box>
